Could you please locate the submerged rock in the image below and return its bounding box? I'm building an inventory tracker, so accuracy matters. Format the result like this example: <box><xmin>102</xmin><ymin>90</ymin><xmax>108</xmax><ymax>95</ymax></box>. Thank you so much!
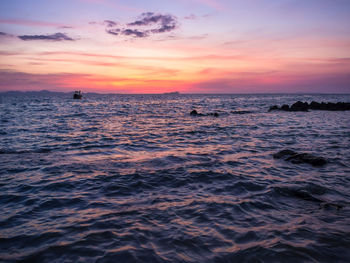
<box><xmin>190</xmin><ymin>110</ymin><xmax>198</xmax><ymax>116</ymax></box>
<box><xmin>268</xmin><ymin>106</ymin><xmax>279</xmax><ymax>112</ymax></box>
<box><xmin>190</xmin><ymin>110</ymin><xmax>219</xmax><ymax>117</ymax></box>
<box><xmin>273</xmin><ymin>149</ymin><xmax>327</xmax><ymax>166</ymax></box>
<box><xmin>273</xmin><ymin>149</ymin><xmax>296</xmax><ymax>159</ymax></box>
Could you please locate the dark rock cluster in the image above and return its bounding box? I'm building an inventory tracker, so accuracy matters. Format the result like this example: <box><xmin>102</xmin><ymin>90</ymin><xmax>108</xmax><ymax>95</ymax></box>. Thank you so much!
<box><xmin>308</xmin><ymin>101</ymin><xmax>350</xmax><ymax>111</ymax></box>
<box><xmin>273</xmin><ymin>149</ymin><xmax>327</xmax><ymax>167</ymax></box>
<box><xmin>190</xmin><ymin>110</ymin><xmax>219</xmax><ymax>117</ymax></box>
<box><xmin>269</xmin><ymin>101</ymin><xmax>350</xmax><ymax>112</ymax></box>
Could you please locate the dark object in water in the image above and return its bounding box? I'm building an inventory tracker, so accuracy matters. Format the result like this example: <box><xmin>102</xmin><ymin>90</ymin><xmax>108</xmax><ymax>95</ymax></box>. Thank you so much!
<box><xmin>273</xmin><ymin>149</ymin><xmax>327</xmax><ymax>166</ymax></box>
<box><xmin>190</xmin><ymin>110</ymin><xmax>198</xmax><ymax>116</ymax></box>
<box><xmin>319</xmin><ymin>202</ymin><xmax>344</xmax><ymax>210</ymax></box>
<box><xmin>73</xmin><ymin>90</ymin><xmax>82</xmax><ymax>99</ymax></box>
<box><xmin>273</xmin><ymin>101</ymin><xmax>308</xmax><ymax>111</ymax></box>
<box><xmin>309</xmin><ymin>101</ymin><xmax>350</xmax><ymax>111</ymax></box>
<box><xmin>281</xmin><ymin>104</ymin><xmax>290</xmax><ymax>111</ymax></box>
<box><xmin>290</xmin><ymin>101</ymin><xmax>308</xmax><ymax>111</ymax></box>
<box><xmin>190</xmin><ymin>110</ymin><xmax>219</xmax><ymax>117</ymax></box>
<box><xmin>269</xmin><ymin>101</ymin><xmax>350</xmax><ymax>112</ymax></box>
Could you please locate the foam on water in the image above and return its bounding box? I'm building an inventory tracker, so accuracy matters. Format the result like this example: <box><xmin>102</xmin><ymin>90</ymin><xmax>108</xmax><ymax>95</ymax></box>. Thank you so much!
<box><xmin>1</xmin><ymin>94</ymin><xmax>350</xmax><ymax>262</ymax></box>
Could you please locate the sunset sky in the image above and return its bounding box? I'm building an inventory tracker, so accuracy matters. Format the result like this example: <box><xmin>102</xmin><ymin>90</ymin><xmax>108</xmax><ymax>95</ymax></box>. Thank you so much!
<box><xmin>0</xmin><ymin>0</ymin><xmax>349</xmax><ymax>93</ymax></box>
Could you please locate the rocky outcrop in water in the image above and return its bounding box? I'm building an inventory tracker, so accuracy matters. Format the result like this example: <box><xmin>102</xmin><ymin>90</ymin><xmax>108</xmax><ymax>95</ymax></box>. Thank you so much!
<box><xmin>309</xmin><ymin>101</ymin><xmax>350</xmax><ymax>111</ymax></box>
<box><xmin>190</xmin><ymin>110</ymin><xmax>219</xmax><ymax>117</ymax></box>
<box><xmin>273</xmin><ymin>149</ymin><xmax>327</xmax><ymax>166</ymax></box>
<box><xmin>274</xmin><ymin>184</ymin><xmax>345</xmax><ymax>210</ymax></box>
<box><xmin>269</xmin><ymin>101</ymin><xmax>350</xmax><ymax>112</ymax></box>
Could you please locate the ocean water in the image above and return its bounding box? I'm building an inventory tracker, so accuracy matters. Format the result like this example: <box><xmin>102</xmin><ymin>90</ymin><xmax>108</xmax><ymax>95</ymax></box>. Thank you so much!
<box><xmin>0</xmin><ymin>93</ymin><xmax>350</xmax><ymax>262</ymax></box>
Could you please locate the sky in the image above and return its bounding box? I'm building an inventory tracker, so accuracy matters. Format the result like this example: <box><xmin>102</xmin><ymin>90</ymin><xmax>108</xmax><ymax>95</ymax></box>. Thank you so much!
<box><xmin>0</xmin><ymin>0</ymin><xmax>349</xmax><ymax>93</ymax></box>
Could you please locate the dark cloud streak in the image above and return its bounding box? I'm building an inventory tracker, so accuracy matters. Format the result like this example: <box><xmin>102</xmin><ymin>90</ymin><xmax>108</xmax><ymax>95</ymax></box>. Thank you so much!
<box><xmin>128</xmin><ymin>12</ymin><xmax>169</xmax><ymax>26</ymax></box>
<box><xmin>18</xmin><ymin>32</ymin><xmax>74</xmax><ymax>41</ymax></box>
<box><xmin>104</xmin><ymin>12</ymin><xmax>178</xmax><ymax>39</ymax></box>
<box><xmin>128</xmin><ymin>12</ymin><xmax>177</xmax><ymax>34</ymax></box>
<box><xmin>104</xmin><ymin>20</ymin><xmax>118</xmax><ymax>28</ymax></box>
<box><xmin>0</xmin><ymin>32</ymin><xmax>13</xmax><ymax>37</ymax></box>
<box><xmin>106</xmin><ymin>28</ymin><xmax>120</xmax><ymax>36</ymax></box>
<box><xmin>122</xmin><ymin>29</ymin><xmax>148</xmax><ymax>38</ymax></box>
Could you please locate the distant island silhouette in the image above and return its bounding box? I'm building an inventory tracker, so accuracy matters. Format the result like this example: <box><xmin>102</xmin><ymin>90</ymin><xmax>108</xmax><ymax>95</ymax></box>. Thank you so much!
<box><xmin>163</xmin><ymin>91</ymin><xmax>180</xmax><ymax>95</ymax></box>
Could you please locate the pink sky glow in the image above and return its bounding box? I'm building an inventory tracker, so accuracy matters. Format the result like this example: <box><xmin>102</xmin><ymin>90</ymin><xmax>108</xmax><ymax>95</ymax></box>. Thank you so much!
<box><xmin>0</xmin><ymin>0</ymin><xmax>349</xmax><ymax>93</ymax></box>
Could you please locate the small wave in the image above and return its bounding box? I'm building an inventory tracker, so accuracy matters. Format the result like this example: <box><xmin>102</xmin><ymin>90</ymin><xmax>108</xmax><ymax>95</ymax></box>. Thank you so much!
<box><xmin>32</xmin><ymin>197</ymin><xmax>87</xmax><ymax>212</ymax></box>
<box><xmin>0</xmin><ymin>148</ymin><xmax>52</xmax><ymax>155</ymax></box>
<box><xmin>231</xmin><ymin>110</ymin><xmax>255</xmax><ymax>114</ymax></box>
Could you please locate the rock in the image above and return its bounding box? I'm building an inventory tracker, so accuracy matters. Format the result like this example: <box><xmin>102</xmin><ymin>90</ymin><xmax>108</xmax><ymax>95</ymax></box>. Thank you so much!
<box><xmin>324</xmin><ymin>102</ymin><xmax>350</xmax><ymax>111</ymax></box>
<box><xmin>290</xmin><ymin>101</ymin><xmax>309</xmax><ymax>111</ymax></box>
<box><xmin>268</xmin><ymin>105</ymin><xmax>279</xmax><ymax>111</ymax></box>
<box><xmin>273</xmin><ymin>149</ymin><xmax>297</xmax><ymax>159</ymax></box>
<box><xmin>190</xmin><ymin>110</ymin><xmax>218</xmax><ymax>117</ymax></box>
<box><xmin>273</xmin><ymin>149</ymin><xmax>327</xmax><ymax>167</ymax></box>
<box><xmin>190</xmin><ymin>110</ymin><xmax>198</xmax><ymax>116</ymax></box>
<box><xmin>270</xmin><ymin>101</ymin><xmax>350</xmax><ymax>112</ymax></box>
<box><xmin>281</xmin><ymin>104</ymin><xmax>290</xmax><ymax>111</ymax></box>
<box><xmin>288</xmin><ymin>153</ymin><xmax>327</xmax><ymax>166</ymax></box>
<box><xmin>309</xmin><ymin>101</ymin><xmax>321</xmax><ymax>110</ymax></box>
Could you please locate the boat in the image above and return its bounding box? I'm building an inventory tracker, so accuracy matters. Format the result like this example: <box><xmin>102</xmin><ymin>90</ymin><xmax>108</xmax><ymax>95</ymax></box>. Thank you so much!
<box><xmin>73</xmin><ymin>90</ymin><xmax>82</xmax><ymax>99</ymax></box>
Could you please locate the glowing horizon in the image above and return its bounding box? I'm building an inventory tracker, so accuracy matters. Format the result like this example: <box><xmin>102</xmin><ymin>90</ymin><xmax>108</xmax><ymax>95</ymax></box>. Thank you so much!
<box><xmin>1</xmin><ymin>0</ymin><xmax>350</xmax><ymax>93</ymax></box>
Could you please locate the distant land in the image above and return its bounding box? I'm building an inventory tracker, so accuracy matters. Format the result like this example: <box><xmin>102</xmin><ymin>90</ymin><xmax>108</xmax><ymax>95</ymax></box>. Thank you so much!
<box><xmin>163</xmin><ymin>91</ymin><xmax>180</xmax><ymax>95</ymax></box>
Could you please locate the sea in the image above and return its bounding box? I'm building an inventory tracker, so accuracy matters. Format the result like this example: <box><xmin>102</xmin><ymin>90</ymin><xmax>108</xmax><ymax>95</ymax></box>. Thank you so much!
<box><xmin>0</xmin><ymin>93</ymin><xmax>349</xmax><ymax>262</ymax></box>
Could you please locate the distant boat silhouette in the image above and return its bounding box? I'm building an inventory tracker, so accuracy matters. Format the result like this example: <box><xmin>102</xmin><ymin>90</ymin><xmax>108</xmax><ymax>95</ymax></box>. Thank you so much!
<box><xmin>73</xmin><ymin>90</ymin><xmax>82</xmax><ymax>99</ymax></box>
